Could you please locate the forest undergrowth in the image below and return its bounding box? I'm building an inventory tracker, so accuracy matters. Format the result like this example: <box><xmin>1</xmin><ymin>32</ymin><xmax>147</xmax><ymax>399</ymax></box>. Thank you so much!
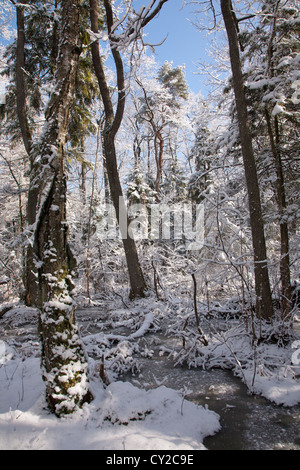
<box><xmin>1</xmin><ymin>240</ymin><xmax>300</xmax><ymax>451</ymax></box>
<box><xmin>1</xmin><ymin>234</ymin><xmax>300</xmax><ymax>410</ymax></box>
<box><xmin>53</xmin><ymin>241</ymin><xmax>300</xmax><ymax>406</ymax></box>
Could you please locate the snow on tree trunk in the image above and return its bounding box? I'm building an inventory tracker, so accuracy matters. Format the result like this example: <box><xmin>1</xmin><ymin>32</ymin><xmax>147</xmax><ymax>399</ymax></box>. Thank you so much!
<box><xmin>25</xmin><ymin>0</ymin><xmax>92</xmax><ymax>416</ymax></box>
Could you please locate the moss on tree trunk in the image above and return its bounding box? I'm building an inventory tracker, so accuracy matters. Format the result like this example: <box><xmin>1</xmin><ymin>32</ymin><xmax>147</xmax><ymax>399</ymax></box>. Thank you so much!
<box><xmin>25</xmin><ymin>0</ymin><xmax>93</xmax><ymax>416</ymax></box>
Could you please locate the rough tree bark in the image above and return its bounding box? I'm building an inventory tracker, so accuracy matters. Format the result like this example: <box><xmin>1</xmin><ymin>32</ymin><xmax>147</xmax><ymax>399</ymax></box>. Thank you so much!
<box><xmin>25</xmin><ymin>0</ymin><xmax>92</xmax><ymax>415</ymax></box>
<box><xmin>221</xmin><ymin>0</ymin><xmax>273</xmax><ymax>320</ymax></box>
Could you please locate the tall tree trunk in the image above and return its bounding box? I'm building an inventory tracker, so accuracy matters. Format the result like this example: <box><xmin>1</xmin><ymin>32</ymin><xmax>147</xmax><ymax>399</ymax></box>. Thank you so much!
<box><xmin>26</xmin><ymin>0</ymin><xmax>92</xmax><ymax>416</ymax></box>
<box><xmin>221</xmin><ymin>0</ymin><xmax>273</xmax><ymax>320</ymax></box>
<box><xmin>15</xmin><ymin>2</ymin><xmax>32</xmax><ymax>157</ymax></box>
<box><xmin>155</xmin><ymin>129</ymin><xmax>164</xmax><ymax>199</ymax></box>
<box><xmin>265</xmin><ymin>109</ymin><xmax>291</xmax><ymax>318</ymax></box>
<box><xmin>103</xmin><ymin>132</ymin><xmax>147</xmax><ymax>298</ymax></box>
<box><xmin>90</xmin><ymin>0</ymin><xmax>147</xmax><ymax>299</ymax></box>
<box><xmin>99</xmin><ymin>116</ymin><xmax>111</xmax><ymax>205</ymax></box>
<box><xmin>14</xmin><ymin>0</ymin><xmax>35</xmax><ymax>306</ymax></box>
<box><xmin>14</xmin><ymin>1</ymin><xmax>31</xmax><ymax>298</ymax></box>
<box><xmin>262</xmin><ymin>3</ymin><xmax>292</xmax><ymax>319</ymax></box>
<box><xmin>50</xmin><ymin>0</ymin><xmax>59</xmax><ymax>75</ymax></box>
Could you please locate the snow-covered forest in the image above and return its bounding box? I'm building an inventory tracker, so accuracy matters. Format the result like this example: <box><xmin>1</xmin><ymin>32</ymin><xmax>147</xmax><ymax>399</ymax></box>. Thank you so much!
<box><xmin>0</xmin><ymin>0</ymin><xmax>299</xmax><ymax>451</ymax></box>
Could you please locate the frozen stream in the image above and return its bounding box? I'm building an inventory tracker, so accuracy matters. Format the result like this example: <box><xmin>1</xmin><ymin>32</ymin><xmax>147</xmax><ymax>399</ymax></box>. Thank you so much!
<box><xmin>77</xmin><ymin>305</ymin><xmax>300</xmax><ymax>451</ymax></box>
<box><xmin>124</xmin><ymin>335</ymin><xmax>300</xmax><ymax>450</ymax></box>
<box><xmin>1</xmin><ymin>302</ymin><xmax>299</xmax><ymax>450</ymax></box>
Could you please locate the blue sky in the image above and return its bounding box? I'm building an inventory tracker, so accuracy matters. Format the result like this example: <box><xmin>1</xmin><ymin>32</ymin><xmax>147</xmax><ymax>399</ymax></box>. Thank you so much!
<box><xmin>140</xmin><ymin>0</ymin><xmax>213</xmax><ymax>95</ymax></box>
<box><xmin>0</xmin><ymin>0</ymin><xmax>214</xmax><ymax>97</ymax></box>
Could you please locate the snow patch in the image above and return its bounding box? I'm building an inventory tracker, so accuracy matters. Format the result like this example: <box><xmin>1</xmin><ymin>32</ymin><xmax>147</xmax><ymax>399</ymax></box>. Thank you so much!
<box><xmin>0</xmin><ymin>349</ymin><xmax>220</xmax><ymax>450</ymax></box>
<box><xmin>272</xmin><ymin>103</ymin><xmax>285</xmax><ymax>116</ymax></box>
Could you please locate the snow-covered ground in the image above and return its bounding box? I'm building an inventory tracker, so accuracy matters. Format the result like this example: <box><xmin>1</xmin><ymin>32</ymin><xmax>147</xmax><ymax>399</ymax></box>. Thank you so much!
<box><xmin>0</xmin><ymin>353</ymin><xmax>220</xmax><ymax>450</ymax></box>
<box><xmin>0</xmin><ymin>303</ymin><xmax>220</xmax><ymax>450</ymax></box>
<box><xmin>0</xmin><ymin>299</ymin><xmax>299</xmax><ymax>450</ymax></box>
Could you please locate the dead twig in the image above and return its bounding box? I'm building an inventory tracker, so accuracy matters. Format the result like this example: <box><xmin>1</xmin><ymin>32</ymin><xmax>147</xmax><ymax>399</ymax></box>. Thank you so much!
<box><xmin>192</xmin><ymin>273</ymin><xmax>208</xmax><ymax>346</ymax></box>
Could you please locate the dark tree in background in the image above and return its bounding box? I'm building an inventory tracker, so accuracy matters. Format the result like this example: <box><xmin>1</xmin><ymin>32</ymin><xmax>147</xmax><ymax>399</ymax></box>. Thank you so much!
<box><xmin>89</xmin><ymin>0</ymin><xmax>169</xmax><ymax>299</ymax></box>
<box><xmin>221</xmin><ymin>0</ymin><xmax>274</xmax><ymax>320</ymax></box>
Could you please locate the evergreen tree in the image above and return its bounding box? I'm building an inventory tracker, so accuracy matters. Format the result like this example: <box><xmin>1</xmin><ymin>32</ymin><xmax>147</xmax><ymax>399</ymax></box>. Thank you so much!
<box><xmin>134</xmin><ymin>61</ymin><xmax>188</xmax><ymax>200</ymax></box>
<box><xmin>188</xmin><ymin>124</ymin><xmax>214</xmax><ymax>204</ymax></box>
<box><xmin>1</xmin><ymin>0</ymin><xmax>100</xmax><ymax>304</ymax></box>
<box><xmin>157</xmin><ymin>61</ymin><xmax>189</xmax><ymax>103</ymax></box>
<box><xmin>1</xmin><ymin>0</ymin><xmax>99</xmax><ymax>157</ymax></box>
<box><xmin>127</xmin><ymin>167</ymin><xmax>156</xmax><ymax>206</ymax></box>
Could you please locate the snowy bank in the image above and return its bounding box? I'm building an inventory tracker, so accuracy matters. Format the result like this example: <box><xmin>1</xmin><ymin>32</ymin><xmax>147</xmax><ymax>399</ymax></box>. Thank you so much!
<box><xmin>172</xmin><ymin>322</ymin><xmax>300</xmax><ymax>407</ymax></box>
<box><xmin>0</xmin><ymin>343</ymin><xmax>220</xmax><ymax>450</ymax></box>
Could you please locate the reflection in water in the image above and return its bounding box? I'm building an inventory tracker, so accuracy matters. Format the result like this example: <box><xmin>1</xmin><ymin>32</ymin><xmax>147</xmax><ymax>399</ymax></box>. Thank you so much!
<box><xmin>124</xmin><ymin>332</ymin><xmax>300</xmax><ymax>450</ymax></box>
